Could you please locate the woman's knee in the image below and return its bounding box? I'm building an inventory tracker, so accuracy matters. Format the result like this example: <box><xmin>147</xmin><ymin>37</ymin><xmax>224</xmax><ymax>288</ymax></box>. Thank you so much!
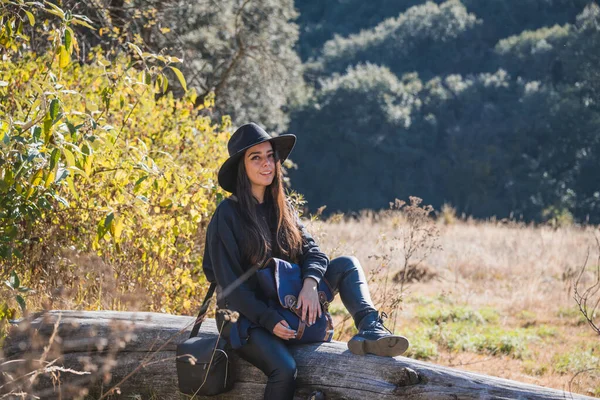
<box><xmin>329</xmin><ymin>255</ymin><xmax>361</xmax><ymax>274</ymax></box>
<box><xmin>326</xmin><ymin>255</ymin><xmax>363</xmax><ymax>289</ymax></box>
<box><xmin>270</xmin><ymin>357</ymin><xmax>297</xmax><ymax>384</ymax></box>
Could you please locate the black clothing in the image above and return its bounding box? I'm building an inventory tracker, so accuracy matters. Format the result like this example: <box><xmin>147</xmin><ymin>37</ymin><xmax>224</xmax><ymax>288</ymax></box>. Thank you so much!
<box><xmin>236</xmin><ymin>327</ymin><xmax>297</xmax><ymax>400</ymax></box>
<box><xmin>202</xmin><ymin>197</ymin><xmax>378</xmax><ymax>400</ymax></box>
<box><xmin>230</xmin><ymin>256</ymin><xmax>377</xmax><ymax>400</ymax></box>
<box><xmin>202</xmin><ymin>197</ymin><xmax>329</xmax><ymax>333</ymax></box>
<box><xmin>321</xmin><ymin>255</ymin><xmax>377</xmax><ymax>328</ymax></box>
<box><xmin>347</xmin><ymin>311</ymin><xmax>410</xmax><ymax>357</ymax></box>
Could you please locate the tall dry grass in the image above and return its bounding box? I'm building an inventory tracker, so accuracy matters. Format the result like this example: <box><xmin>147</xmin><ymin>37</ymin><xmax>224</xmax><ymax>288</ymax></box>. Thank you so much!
<box><xmin>306</xmin><ymin>209</ymin><xmax>600</xmax><ymax>396</ymax></box>
<box><xmin>310</xmin><ymin>212</ymin><xmax>598</xmax><ymax>315</ymax></box>
<box><xmin>3</xmin><ymin>200</ymin><xmax>599</xmax><ymax>398</ymax></box>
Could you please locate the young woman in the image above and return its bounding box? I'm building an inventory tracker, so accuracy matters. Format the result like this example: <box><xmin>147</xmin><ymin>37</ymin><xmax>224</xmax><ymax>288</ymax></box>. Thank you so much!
<box><xmin>202</xmin><ymin>123</ymin><xmax>409</xmax><ymax>399</ymax></box>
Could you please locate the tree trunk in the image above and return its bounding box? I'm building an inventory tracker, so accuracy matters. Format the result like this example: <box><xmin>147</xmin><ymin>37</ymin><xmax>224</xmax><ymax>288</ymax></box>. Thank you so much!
<box><xmin>1</xmin><ymin>310</ymin><xmax>594</xmax><ymax>399</ymax></box>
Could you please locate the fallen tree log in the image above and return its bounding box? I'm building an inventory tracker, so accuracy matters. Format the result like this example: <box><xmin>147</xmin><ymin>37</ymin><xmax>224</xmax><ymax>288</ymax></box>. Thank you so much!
<box><xmin>1</xmin><ymin>310</ymin><xmax>594</xmax><ymax>399</ymax></box>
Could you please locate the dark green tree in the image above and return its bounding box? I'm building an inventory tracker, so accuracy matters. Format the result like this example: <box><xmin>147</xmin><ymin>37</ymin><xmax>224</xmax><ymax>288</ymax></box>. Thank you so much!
<box><xmin>294</xmin><ymin>0</ymin><xmax>429</xmax><ymax>60</ymax></box>
<box><xmin>295</xmin><ymin>0</ymin><xmax>588</xmax><ymax>62</ymax></box>
<box><xmin>312</xmin><ymin>1</ymin><xmax>485</xmax><ymax>80</ymax></box>
<box><xmin>63</xmin><ymin>0</ymin><xmax>305</xmax><ymax>132</ymax></box>
<box><xmin>288</xmin><ymin>64</ymin><xmax>424</xmax><ymax>213</ymax></box>
<box><xmin>461</xmin><ymin>0</ymin><xmax>589</xmax><ymax>46</ymax></box>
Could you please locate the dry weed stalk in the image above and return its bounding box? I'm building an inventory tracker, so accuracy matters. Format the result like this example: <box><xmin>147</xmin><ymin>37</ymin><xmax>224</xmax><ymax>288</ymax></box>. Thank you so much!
<box><xmin>367</xmin><ymin>197</ymin><xmax>441</xmax><ymax>331</ymax></box>
<box><xmin>391</xmin><ymin>197</ymin><xmax>441</xmax><ymax>293</ymax></box>
<box><xmin>0</xmin><ymin>271</ymin><xmax>249</xmax><ymax>399</ymax></box>
<box><xmin>573</xmin><ymin>235</ymin><xmax>600</xmax><ymax>336</ymax></box>
<box><xmin>1</xmin><ymin>311</ymin><xmax>126</xmax><ymax>399</ymax></box>
<box><xmin>566</xmin><ymin>234</ymin><xmax>600</xmax><ymax>398</ymax></box>
<box><xmin>1</xmin><ymin>309</ymin><xmax>214</xmax><ymax>399</ymax></box>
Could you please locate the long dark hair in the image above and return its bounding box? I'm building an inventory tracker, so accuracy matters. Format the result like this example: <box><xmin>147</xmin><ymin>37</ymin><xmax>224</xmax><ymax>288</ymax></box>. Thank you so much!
<box><xmin>235</xmin><ymin>143</ymin><xmax>303</xmax><ymax>267</ymax></box>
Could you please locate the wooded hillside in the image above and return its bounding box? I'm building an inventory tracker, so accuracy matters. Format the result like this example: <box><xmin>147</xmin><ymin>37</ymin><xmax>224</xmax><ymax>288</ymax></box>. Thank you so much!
<box><xmin>290</xmin><ymin>0</ymin><xmax>600</xmax><ymax>223</ymax></box>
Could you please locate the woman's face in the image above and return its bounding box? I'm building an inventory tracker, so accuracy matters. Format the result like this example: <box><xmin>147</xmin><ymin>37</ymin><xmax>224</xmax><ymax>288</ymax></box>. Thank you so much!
<box><xmin>244</xmin><ymin>141</ymin><xmax>276</xmax><ymax>190</ymax></box>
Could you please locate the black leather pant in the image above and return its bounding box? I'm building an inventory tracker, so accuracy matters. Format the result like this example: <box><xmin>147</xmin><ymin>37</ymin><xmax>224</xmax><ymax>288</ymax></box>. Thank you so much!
<box><xmin>237</xmin><ymin>256</ymin><xmax>377</xmax><ymax>400</ymax></box>
<box><xmin>236</xmin><ymin>327</ymin><xmax>297</xmax><ymax>400</ymax></box>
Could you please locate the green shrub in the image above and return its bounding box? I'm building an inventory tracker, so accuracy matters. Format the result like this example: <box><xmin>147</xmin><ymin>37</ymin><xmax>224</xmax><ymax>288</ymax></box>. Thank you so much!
<box><xmin>535</xmin><ymin>325</ymin><xmax>558</xmax><ymax>338</ymax></box>
<box><xmin>553</xmin><ymin>347</ymin><xmax>600</xmax><ymax>375</ymax></box>
<box><xmin>516</xmin><ymin>310</ymin><xmax>537</xmax><ymax>321</ymax></box>
<box><xmin>557</xmin><ymin>306</ymin><xmax>591</xmax><ymax>326</ymax></box>
<box><xmin>417</xmin><ymin>304</ymin><xmax>499</xmax><ymax>325</ymax></box>
<box><xmin>404</xmin><ymin>329</ymin><xmax>439</xmax><ymax>360</ymax></box>
<box><xmin>426</xmin><ymin>323</ymin><xmax>537</xmax><ymax>359</ymax></box>
<box><xmin>0</xmin><ymin>1</ymin><xmax>231</xmax><ymax>318</ymax></box>
<box><xmin>522</xmin><ymin>359</ymin><xmax>548</xmax><ymax>376</ymax></box>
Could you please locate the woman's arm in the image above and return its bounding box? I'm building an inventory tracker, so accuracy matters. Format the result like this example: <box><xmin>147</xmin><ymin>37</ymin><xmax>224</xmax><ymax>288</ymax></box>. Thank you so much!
<box><xmin>294</xmin><ymin>210</ymin><xmax>330</xmax><ymax>326</ymax></box>
<box><xmin>296</xmin><ymin>216</ymin><xmax>330</xmax><ymax>284</ymax></box>
<box><xmin>207</xmin><ymin>204</ymin><xmax>283</xmax><ymax>333</ymax></box>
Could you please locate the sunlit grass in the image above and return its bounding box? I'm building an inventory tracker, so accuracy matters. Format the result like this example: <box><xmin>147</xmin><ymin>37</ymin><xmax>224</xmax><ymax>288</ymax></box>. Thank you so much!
<box><xmin>316</xmin><ymin>213</ymin><xmax>600</xmax><ymax>397</ymax></box>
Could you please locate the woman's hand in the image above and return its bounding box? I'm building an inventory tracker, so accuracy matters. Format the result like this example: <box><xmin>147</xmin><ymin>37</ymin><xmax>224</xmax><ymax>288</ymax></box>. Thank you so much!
<box><xmin>296</xmin><ymin>277</ymin><xmax>322</xmax><ymax>326</ymax></box>
<box><xmin>273</xmin><ymin>320</ymin><xmax>296</xmax><ymax>340</ymax></box>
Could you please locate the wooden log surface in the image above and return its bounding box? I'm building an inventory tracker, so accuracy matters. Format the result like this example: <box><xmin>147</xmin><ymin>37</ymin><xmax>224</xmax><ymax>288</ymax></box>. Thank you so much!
<box><xmin>1</xmin><ymin>310</ymin><xmax>595</xmax><ymax>400</ymax></box>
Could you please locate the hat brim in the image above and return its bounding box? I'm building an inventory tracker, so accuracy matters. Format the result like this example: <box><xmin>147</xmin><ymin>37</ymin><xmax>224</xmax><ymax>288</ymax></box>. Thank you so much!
<box><xmin>217</xmin><ymin>134</ymin><xmax>296</xmax><ymax>193</ymax></box>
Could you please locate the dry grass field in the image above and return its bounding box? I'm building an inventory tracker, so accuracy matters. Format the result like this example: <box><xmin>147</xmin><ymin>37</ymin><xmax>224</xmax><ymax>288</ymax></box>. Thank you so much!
<box><xmin>3</xmin><ymin>200</ymin><xmax>599</xmax><ymax>398</ymax></box>
<box><xmin>306</xmin><ymin>208</ymin><xmax>600</xmax><ymax>397</ymax></box>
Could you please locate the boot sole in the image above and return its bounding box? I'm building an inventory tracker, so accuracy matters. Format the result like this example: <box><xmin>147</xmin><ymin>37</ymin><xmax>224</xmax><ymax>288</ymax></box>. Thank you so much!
<box><xmin>348</xmin><ymin>335</ymin><xmax>410</xmax><ymax>357</ymax></box>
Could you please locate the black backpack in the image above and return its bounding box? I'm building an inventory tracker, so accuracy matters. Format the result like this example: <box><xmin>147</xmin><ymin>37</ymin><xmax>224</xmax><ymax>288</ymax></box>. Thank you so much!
<box><xmin>176</xmin><ymin>283</ymin><xmax>234</xmax><ymax>396</ymax></box>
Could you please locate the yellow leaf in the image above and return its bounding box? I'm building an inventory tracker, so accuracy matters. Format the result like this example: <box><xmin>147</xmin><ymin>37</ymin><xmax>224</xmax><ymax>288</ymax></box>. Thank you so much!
<box><xmin>62</xmin><ymin>148</ymin><xmax>75</xmax><ymax>167</ymax></box>
<box><xmin>112</xmin><ymin>217</ymin><xmax>124</xmax><ymax>243</ymax></box>
<box><xmin>25</xmin><ymin>170</ymin><xmax>43</xmax><ymax>200</ymax></box>
<box><xmin>114</xmin><ymin>169</ymin><xmax>127</xmax><ymax>182</ymax></box>
<box><xmin>69</xmin><ymin>166</ymin><xmax>89</xmax><ymax>180</ymax></box>
<box><xmin>72</xmin><ymin>35</ymin><xmax>80</xmax><ymax>57</ymax></box>
<box><xmin>25</xmin><ymin>187</ymin><xmax>35</xmax><ymax>200</ymax></box>
<box><xmin>67</xmin><ymin>175</ymin><xmax>79</xmax><ymax>201</ymax></box>
<box><xmin>45</xmin><ymin>2</ymin><xmax>66</xmax><ymax>19</ymax></box>
<box><xmin>25</xmin><ymin>11</ymin><xmax>35</xmax><ymax>26</ymax></box>
<box><xmin>84</xmin><ymin>155</ymin><xmax>93</xmax><ymax>176</ymax></box>
<box><xmin>45</xmin><ymin>8</ymin><xmax>65</xmax><ymax>19</ymax></box>
<box><xmin>43</xmin><ymin>170</ymin><xmax>55</xmax><ymax>188</ymax></box>
<box><xmin>58</xmin><ymin>45</ymin><xmax>70</xmax><ymax>69</ymax></box>
<box><xmin>43</xmin><ymin>114</ymin><xmax>53</xmax><ymax>144</ymax></box>
<box><xmin>169</xmin><ymin>66</ymin><xmax>187</xmax><ymax>92</ymax></box>
<box><xmin>161</xmin><ymin>73</ymin><xmax>168</xmax><ymax>93</ymax></box>
<box><xmin>71</xmin><ymin>18</ymin><xmax>95</xmax><ymax>30</ymax></box>
<box><xmin>128</xmin><ymin>42</ymin><xmax>143</xmax><ymax>58</ymax></box>
<box><xmin>160</xmin><ymin>199</ymin><xmax>172</xmax><ymax>207</ymax></box>
<box><xmin>30</xmin><ymin>169</ymin><xmax>43</xmax><ymax>186</ymax></box>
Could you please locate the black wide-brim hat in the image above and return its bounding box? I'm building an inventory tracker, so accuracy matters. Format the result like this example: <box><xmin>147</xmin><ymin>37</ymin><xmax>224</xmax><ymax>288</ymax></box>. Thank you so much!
<box><xmin>218</xmin><ymin>122</ymin><xmax>296</xmax><ymax>193</ymax></box>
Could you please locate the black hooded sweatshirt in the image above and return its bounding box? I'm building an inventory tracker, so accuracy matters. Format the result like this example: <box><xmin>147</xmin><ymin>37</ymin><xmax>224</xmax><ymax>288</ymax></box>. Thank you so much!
<box><xmin>202</xmin><ymin>196</ymin><xmax>329</xmax><ymax>333</ymax></box>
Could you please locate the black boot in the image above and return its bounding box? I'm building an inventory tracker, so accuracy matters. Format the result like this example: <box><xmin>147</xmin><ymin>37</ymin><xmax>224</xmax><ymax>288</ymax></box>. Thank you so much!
<box><xmin>347</xmin><ymin>311</ymin><xmax>409</xmax><ymax>357</ymax></box>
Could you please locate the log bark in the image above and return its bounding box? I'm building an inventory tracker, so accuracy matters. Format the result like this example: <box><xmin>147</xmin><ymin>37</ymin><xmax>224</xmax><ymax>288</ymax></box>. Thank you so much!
<box><xmin>1</xmin><ymin>310</ymin><xmax>594</xmax><ymax>400</ymax></box>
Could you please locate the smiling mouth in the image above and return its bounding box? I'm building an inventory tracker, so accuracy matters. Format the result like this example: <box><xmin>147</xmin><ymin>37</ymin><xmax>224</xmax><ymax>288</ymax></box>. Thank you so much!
<box><xmin>260</xmin><ymin>171</ymin><xmax>272</xmax><ymax>176</ymax></box>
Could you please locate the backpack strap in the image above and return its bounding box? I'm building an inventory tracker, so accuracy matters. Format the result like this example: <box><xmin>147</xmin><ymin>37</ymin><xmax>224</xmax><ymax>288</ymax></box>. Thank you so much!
<box><xmin>190</xmin><ymin>195</ymin><xmax>236</xmax><ymax>337</ymax></box>
<box><xmin>189</xmin><ymin>282</ymin><xmax>217</xmax><ymax>338</ymax></box>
